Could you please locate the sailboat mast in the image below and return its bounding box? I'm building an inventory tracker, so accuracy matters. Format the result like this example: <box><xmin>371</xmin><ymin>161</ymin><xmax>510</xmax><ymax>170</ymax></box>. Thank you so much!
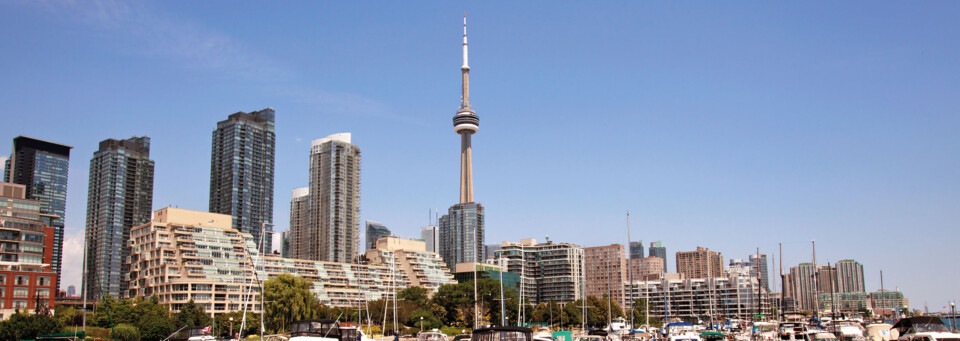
<box><xmin>626</xmin><ymin>211</ymin><xmax>634</xmax><ymax>330</ymax></box>
<box><xmin>812</xmin><ymin>240</ymin><xmax>819</xmax><ymax>320</ymax></box>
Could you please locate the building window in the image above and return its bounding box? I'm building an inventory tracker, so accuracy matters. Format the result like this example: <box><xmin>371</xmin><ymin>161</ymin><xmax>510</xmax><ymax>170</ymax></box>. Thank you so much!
<box><xmin>13</xmin><ymin>288</ymin><xmax>28</xmax><ymax>298</ymax></box>
<box><xmin>36</xmin><ymin>289</ymin><xmax>50</xmax><ymax>299</ymax></box>
<box><xmin>12</xmin><ymin>300</ymin><xmax>27</xmax><ymax>309</ymax></box>
<box><xmin>14</xmin><ymin>275</ymin><xmax>28</xmax><ymax>286</ymax></box>
<box><xmin>37</xmin><ymin>276</ymin><xmax>50</xmax><ymax>286</ymax></box>
<box><xmin>0</xmin><ymin>275</ymin><xmax>5</xmax><ymax>285</ymax></box>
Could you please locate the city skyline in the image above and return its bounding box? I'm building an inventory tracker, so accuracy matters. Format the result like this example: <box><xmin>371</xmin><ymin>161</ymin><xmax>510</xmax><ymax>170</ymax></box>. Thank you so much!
<box><xmin>1</xmin><ymin>1</ymin><xmax>958</xmax><ymax>309</ymax></box>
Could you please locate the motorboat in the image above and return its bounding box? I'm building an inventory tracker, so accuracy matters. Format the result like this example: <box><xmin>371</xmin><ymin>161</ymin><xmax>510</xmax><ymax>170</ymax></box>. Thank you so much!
<box><xmin>665</xmin><ymin>322</ymin><xmax>702</xmax><ymax>341</ymax></box>
<box><xmin>700</xmin><ymin>331</ymin><xmax>728</xmax><ymax>341</ymax></box>
<box><xmin>472</xmin><ymin>326</ymin><xmax>534</xmax><ymax>341</ymax></box>
<box><xmin>892</xmin><ymin>316</ymin><xmax>960</xmax><ymax>341</ymax></box>
<box><xmin>288</xmin><ymin>319</ymin><xmax>342</xmax><ymax>341</ymax></box>
<box><xmin>454</xmin><ymin>334</ymin><xmax>474</xmax><ymax>341</ymax></box>
<box><xmin>608</xmin><ymin>317</ymin><xmax>631</xmax><ymax>340</ymax></box>
<box><xmin>804</xmin><ymin>332</ymin><xmax>840</xmax><ymax>341</ymax></box>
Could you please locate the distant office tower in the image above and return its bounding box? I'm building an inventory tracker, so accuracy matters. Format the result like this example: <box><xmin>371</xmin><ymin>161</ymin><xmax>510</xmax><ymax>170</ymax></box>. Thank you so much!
<box><xmin>786</xmin><ymin>263</ymin><xmax>818</xmax><ymax>311</ymax></box>
<box><xmin>0</xmin><ymin>182</ymin><xmax>59</xmax><ymax>313</ymax></box>
<box><xmin>84</xmin><ymin>137</ymin><xmax>154</xmax><ymax>300</ymax></box>
<box><xmin>289</xmin><ymin>133</ymin><xmax>361</xmax><ymax>263</ymax></box>
<box><xmin>365</xmin><ymin>221</ymin><xmax>390</xmax><ymax>250</ymax></box>
<box><xmin>420</xmin><ymin>225</ymin><xmax>438</xmax><ymax>253</ymax></box>
<box><xmin>6</xmin><ymin>136</ymin><xmax>72</xmax><ymax>290</ymax></box>
<box><xmin>280</xmin><ymin>231</ymin><xmax>291</xmax><ymax>258</ymax></box>
<box><xmin>440</xmin><ymin>16</ymin><xmax>485</xmax><ymax>271</ymax></box>
<box><xmin>496</xmin><ymin>239</ymin><xmax>583</xmax><ymax>304</ymax></box>
<box><xmin>629</xmin><ymin>241</ymin><xmax>644</xmax><ymax>259</ymax></box>
<box><xmin>835</xmin><ymin>259</ymin><xmax>865</xmax><ymax>293</ymax></box>
<box><xmin>728</xmin><ymin>254</ymin><xmax>770</xmax><ymax>290</ymax></box>
<box><xmin>288</xmin><ymin>187</ymin><xmax>310</xmax><ymax>259</ymax></box>
<box><xmin>209</xmin><ymin>109</ymin><xmax>276</xmax><ymax>252</ymax></box>
<box><xmin>583</xmin><ymin>244</ymin><xmax>627</xmax><ymax>307</ymax></box>
<box><xmin>649</xmin><ymin>241</ymin><xmax>667</xmax><ymax>271</ymax></box>
<box><xmin>67</xmin><ymin>285</ymin><xmax>76</xmax><ymax>297</ymax></box>
<box><xmin>483</xmin><ymin>243</ymin><xmax>500</xmax><ymax>262</ymax></box>
<box><xmin>676</xmin><ymin>246</ymin><xmax>723</xmax><ymax>279</ymax></box>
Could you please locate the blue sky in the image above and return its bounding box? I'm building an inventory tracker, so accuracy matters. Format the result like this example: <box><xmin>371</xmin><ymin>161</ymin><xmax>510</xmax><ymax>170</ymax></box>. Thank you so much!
<box><xmin>1</xmin><ymin>1</ymin><xmax>958</xmax><ymax>310</ymax></box>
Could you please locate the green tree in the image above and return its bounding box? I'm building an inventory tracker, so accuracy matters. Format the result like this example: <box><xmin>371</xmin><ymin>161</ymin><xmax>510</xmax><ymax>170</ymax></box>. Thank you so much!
<box><xmin>214</xmin><ymin>311</ymin><xmax>259</xmax><ymax>338</ymax></box>
<box><xmin>264</xmin><ymin>273</ymin><xmax>318</xmax><ymax>333</ymax></box>
<box><xmin>407</xmin><ymin>309</ymin><xmax>442</xmax><ymax>331</ymax></box>
<box><xmin>399</xmin><ymin>286</ymin><xmax>431</xmax><ymax>309</ymax></box>
<box><xmin>563</xmin><ymin>299</ymin><xmax>584</xmax><ymax>328</ymax></box>
<box><xmin>587</xmin><ymin>295</ymin><xmax>623</xmax><ymax>327</ymax></box>
<box><xmin>431</xmin><ymin>279</ymin><xmax>518</xmax><ymax>327</ymax></box>
<box><xmin>173</xmin><ymin>300</ymin><xmax>212</xmax><ymax>329</ymax></box>
<box><xmin>93</xmin><ymin>296</ymin><xmax>137</xmax><ymax>328</ymax></box>
<box><xmin>112</xmin><ymin>323</ymin><xmax>141</xmax><ymax>341</ymax></box>
<box><xmin>134</xmin><ymin>297</ymin><xmax>174</xmax><ymax>341</ymax></box>
<box><xmin>0</xmin><ymin>311</ymin><xmax>65</xmax><ymax>340</ymax></box>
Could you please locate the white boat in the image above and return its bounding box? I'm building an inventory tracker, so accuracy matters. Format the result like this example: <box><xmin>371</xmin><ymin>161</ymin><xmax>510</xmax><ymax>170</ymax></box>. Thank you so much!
<box><xmin>750</xmin><ymin>322</ymin><xmax>777</xmax><ymax>341</ymax></box>
<box><xmin>665</xmin><ymin>322</ymin><xmax>702</xmax><ymax>341</ymax></box>
<box><xmin>864</xmin><ymin>323</ymin><xmax>893</xmax><ymax>341</ymax></box>
<box><xmin>829</xmin><ymin>320</ymin><xmax>865</xmax><ymax>341</ymax></box>
<box><xmin>893</xmin><ymin>317</ymin><xmax>960</xmax><ymax>341</ymax></box>
<box><xmin>419</xmin><ymin>332</ymin><xmax>451</xmax><ymax>341</ymax></box>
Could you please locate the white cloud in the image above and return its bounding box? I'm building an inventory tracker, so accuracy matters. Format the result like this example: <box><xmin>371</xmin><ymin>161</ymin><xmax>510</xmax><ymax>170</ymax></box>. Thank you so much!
<box><xmin>60</xmin><ymin>227</ymin><xmax>85</xmax><ymax>291</ymax></box>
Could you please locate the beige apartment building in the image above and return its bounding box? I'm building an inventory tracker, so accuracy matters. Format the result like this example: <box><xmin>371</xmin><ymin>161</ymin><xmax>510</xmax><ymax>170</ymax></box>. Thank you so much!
<box><xmin>627</xmin><ymin>255</ymin><xmax>664</xmax><ymax>281</ymax></box>
<box><xmin>583</xmin><ymin>244</ymin><xmax>626</xmax><ymax>307</ymax></box>
<box><xmin>128</xmin><ymin>207</ymin><xmax>408</xmax><ymax>315</ymax></box>
<box><xmin>364</xmin><ymin>236</ymin><xmax>454</xmax><ymax>291</ymax></box>
<box><xmin>676</xmin><ymin>246</ymin><xmax>723</xmax><ymax>279</ymax></box>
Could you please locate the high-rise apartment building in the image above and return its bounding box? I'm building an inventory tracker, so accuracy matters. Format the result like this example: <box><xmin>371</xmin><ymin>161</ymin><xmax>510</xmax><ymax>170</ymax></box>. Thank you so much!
<box><xmin>6</xmin><ymin>136</ymin><xmax>72</xmax><ymax>289</ymax></box>
<box><xmin>676</xmin><ymin>246</ymin><xmax>723</xmax><ymax>279</ymax></box>
<box><xmin>786</xmin><ymin>263</ymin><xmax>823</xmax><ymax>311</ymax></box>
<box><xmin>288</xmin><ymin>187</ymin><xmax>309</xmax><ymax>259</ymax></box>
<box><xmin>365</xmin><ymin>221</ymin><xmax>390</xmax><ymax>250</ymax></box>
<box><xmin>626</xmin><ymin>276</ymin><xmax>771</xmax><ymax>319</ymax></box>
<box><xmin>0</xmin><ymin>182</ymin><xmax>58</xmax><ymax>315</ymax></box>
<box><xmin>495</xmin><ymin>239</ymin><xmax>583</xmax><ymax>304</ymax></box>
<box><xmin>583</xmin><ymin>244</ymin><xmax>627</xmax><ymax>307</ymax></box>
<box><xmin>420</xmin><ymin>225</ymin><xmax>438</xmax><ymax>253</ymax></box>
<box><xmin>835</xmin><ymin>259</ymin><xmax>865</xmax><ymax>293</ymax></box>
<box><xmin>649</xmin><ymin>241</ymin><xmax>667</xmax><ymax>271</ymax></box>
<box><xmin>629</xmin><ymin>241</ymin><xmax>644</xmax><ymax>259</ymax></box>
<box><xmin>84</xmin><ymin>137</ymin><xmax>154</xmax><ymax>300</ymax></box>
<box><xmin>440</xmin><ymin>16</ymin><xmax>485</xmax><ymax>272</ymax></box>
<box><xmin>209</xmin><ymin>109</ymin><xmax>276</xmax><ymax>252</ymax></box>
<box><xmin>289</xmin><ymin>133</ymin><xmax>361</xmax><ymax>263</ymax></box>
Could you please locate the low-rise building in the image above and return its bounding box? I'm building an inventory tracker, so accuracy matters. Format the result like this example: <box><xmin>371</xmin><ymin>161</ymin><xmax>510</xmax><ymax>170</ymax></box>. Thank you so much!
<box><xmin>0</xmin><ymin>182</ymin><xmax>58</xmax><ymax>318</ymax></box>
<box><xmin>128</xmin><ymin>208</ymin><xmax>407</xmax><ymax>315</ymax></box>
<box><xmin>626</xmin><ymin>275</ymin><xmax>772</xmax><ymax>320</ymax></box>
<box><xmin>365</xmin><ymin>236</ymin><xmax>454</xmax><ymax>291</ymax></box>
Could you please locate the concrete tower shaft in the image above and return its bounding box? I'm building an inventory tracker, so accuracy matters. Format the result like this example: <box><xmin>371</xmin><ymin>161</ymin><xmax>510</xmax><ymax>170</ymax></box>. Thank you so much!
<box><xmin>454</xmin><ymin>14</ymin><xmax>479</xmax><ymax>203</ymax></box>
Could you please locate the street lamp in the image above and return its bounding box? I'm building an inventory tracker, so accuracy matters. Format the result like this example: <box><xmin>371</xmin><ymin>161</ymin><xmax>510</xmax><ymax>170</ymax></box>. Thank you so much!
<box><xmin>420</xmin><ymin>316</ymin><xmax>424</xmax><ymax>333</ymax></box>
<box><xmin>229</xmin><ymin>317</ymin><xmax>234</xmax><ymax>340</ymax></box>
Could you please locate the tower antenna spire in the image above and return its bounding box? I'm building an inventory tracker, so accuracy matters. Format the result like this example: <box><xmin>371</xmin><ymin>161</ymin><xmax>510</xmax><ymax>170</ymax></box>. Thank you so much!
<box><xmin>453</xmin><ymin>13</ymin><xmax>479</xmax><ymax>203</ymax></box>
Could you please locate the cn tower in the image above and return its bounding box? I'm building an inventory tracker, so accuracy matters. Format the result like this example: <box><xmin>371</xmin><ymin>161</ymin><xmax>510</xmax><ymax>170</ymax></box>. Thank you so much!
<box><xmin>454</xmin><ymin>14</ymin><xmax>479</xmax><ymax>204</ymax></box>
<box><xmin>439</xmin><ymin>14</ymin><xmax>485</xmax><ymax>271</ymax></box>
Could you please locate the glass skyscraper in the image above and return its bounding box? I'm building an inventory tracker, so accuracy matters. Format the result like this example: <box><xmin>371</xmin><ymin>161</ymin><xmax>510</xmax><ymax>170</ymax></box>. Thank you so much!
<box><xmin>365</xmin><ymin>221</ymin><xmax>390</xmax><ymax>250</ymax></box>
<box><xmin>209</xmin><ymin>109</ymin><xmax>276</xmax><ymax>252</ymax></box>
<box><xmin>84</xmin><ymin>137</ymin><xmax>154</xmax><ymax>299</ymax></box>
<box><xmin>6</xmin><ymin>136</ymin><xmax>72</xmax><ymax>290</ymax></box>
<box><xmin>439</xmin><ymin>203</ymin><xmax>484</xmax><ymax>271</ymax></box>
<box><xmin>629</xmin><ymin>240</ymin><xmax>644</xmax><ymax>259</ymax></box>
<box><xmin>649</xmin><ymin>240</ymin><xmax>667</xmax><ymax>272</ymax></box>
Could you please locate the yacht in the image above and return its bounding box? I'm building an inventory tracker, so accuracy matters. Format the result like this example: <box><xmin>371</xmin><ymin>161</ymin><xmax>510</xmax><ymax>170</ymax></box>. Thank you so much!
<box><xmin>892</xmin><ymin>316</ymin><xmax>960</xmax><ymax>341</ymax></box>
<box><xmin>288</xmin><ymin>319</ymin><xmax>342</xmax><ymax>341</ymax></box>
<box><xmin>472</xmin><ymin>326</ymin><xmax>534</xmax><ymax>341</ymax></box>
<box><xmin>665</xmin><ymin>322</ymin><xmax>702</xmax><ymax>341</ymax></box>
<box><xmin>829</xmin><ymin>320</ymin><xmax>865</xmax><ymax>341</ymax></box>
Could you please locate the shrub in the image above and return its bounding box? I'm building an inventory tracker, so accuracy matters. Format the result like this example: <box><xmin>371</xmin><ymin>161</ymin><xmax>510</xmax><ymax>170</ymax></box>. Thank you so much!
<box><xmin>112</xmin><ymin>323</ymin><xmax>141</xmax><ymax>341</ymax></box>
